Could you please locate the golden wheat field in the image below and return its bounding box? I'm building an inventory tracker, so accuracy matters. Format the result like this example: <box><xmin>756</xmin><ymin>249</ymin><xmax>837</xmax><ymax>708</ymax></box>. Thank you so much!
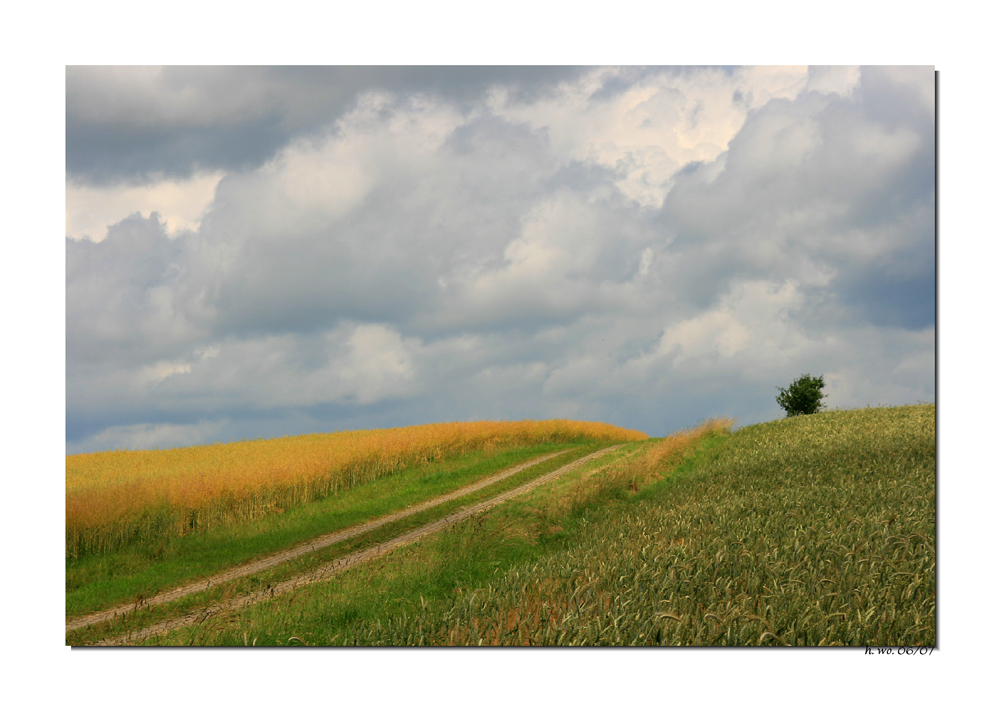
<box><xmin>66</xmin><ymin>419</ymin><xmax>647</xmax><ymax>557</ymax></box>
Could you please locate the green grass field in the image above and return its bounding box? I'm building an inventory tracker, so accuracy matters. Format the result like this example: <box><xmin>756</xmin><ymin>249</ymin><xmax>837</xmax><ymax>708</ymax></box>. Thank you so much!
<box><xmin>68</xmin><ymin>406</ymin><xmax>934</xmax><ymax>647</ymax></box>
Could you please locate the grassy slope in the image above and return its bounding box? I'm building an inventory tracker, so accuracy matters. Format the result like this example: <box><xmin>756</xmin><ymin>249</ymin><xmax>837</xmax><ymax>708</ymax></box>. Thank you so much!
<box><xmin>136</xmin><ymin>405</ymin><xmax>933</xmax><ymax>647</ymax></box>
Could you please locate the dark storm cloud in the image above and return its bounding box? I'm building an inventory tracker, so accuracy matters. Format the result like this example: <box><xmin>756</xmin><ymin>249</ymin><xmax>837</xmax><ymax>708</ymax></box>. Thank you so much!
<box><xmin>66</xmin><ymin>66</ymin><xmax>587</xmax><ymax>185</ymax></box>
<box><xmin>67</xmin><ymin>112</ymin><xmax>290</xmax><ymax>186</ymax></box>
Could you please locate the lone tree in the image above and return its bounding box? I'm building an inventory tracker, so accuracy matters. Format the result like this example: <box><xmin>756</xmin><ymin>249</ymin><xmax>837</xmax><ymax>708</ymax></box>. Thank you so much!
<box><xmin>776</xmin><ymin>374</ymin><xmax>826</xmax><ymax>417</ymax></box>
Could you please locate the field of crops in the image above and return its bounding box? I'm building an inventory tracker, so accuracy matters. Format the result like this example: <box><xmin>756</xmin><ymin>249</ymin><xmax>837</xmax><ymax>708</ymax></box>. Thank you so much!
<box><xmin>146</xmin><ymin>405</ymin><xmax>933</xmax><ymax>647</ymax></box>
<box><xmin>342</xmin><ymin>404</ymin><xmax>932</xmax><ymax>646</ymax></box>
<box><xmin>66</xmin><ymin>419</ymin><xmax>647</xmax><ymax>558</ymax></box>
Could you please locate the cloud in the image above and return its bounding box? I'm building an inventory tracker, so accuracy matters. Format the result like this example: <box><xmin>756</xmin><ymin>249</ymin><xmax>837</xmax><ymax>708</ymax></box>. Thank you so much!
<box><xmin>656</xmin><ymin>280</ymin><xmax>800</xmax><ymax>365</ymax></box>
<box><xmin>66</xmin><ymin>66</ymin><xmax>935</xmax><ymax>453</ymax></box>
<box><xmin>490</xmin><ymin>65</ymin><xmax>810</xmax><ymax>208</ymax></box>
<box><xmin>66</xmin><ymin>171</ymin><xmax>224</xmax><ymax>242</ymax></box>
<box><xmin>804</xmin><ymin>65</ymin><xmax>861</xmax><ymax>97</ymax></box>
<box><xmin>66</xmin><ymin>66</ymin><xmax>588</xmax><ymax>186</ymax></box>
<box><xmin>659</xmin><ymin>67</ymin><xmax>933</xmax><ymax>324</ymax></box>
<box><xmin>66</xmin><ymin>213</ymin><xmax>202</xmax><ymax>369</ymax></box>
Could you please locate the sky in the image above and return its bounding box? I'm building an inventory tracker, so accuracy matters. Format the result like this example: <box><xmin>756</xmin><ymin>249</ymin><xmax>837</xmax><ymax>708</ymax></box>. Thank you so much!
<box><xmin>65</xmin><ymin>65</ymin><xmax>936</xmax><ymax>453</ymax></box>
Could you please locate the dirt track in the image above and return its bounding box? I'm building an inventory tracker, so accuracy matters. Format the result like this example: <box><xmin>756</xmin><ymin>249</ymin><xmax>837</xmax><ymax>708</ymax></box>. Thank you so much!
<box><xmin>88</xmin><ymin>445</ymin><xmax>621</xmax><ymax>646</ymax></box>
<box><xmin>67</xmin><ymin>449</ymin><xmax>571</xmax><ymax>635</ymax></box>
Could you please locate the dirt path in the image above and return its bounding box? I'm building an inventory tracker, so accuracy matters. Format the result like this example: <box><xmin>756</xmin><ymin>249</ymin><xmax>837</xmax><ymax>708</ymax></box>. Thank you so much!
<box><xmin>88</xmin><ymin>445</ymin><xmax>622</xmax><ymax>646</ymax></box>
<box><xmin>67</xmin><ymin>448</ymin><xmax>572</xmax><ymax>635</ymax></box>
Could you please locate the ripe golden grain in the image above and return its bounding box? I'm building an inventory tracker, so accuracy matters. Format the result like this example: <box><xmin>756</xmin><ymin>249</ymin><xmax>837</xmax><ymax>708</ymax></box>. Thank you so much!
<box><xmin>67</xmin><ymin>419</ymin><xmax>646</xmax><ymax>557</ymax></box>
